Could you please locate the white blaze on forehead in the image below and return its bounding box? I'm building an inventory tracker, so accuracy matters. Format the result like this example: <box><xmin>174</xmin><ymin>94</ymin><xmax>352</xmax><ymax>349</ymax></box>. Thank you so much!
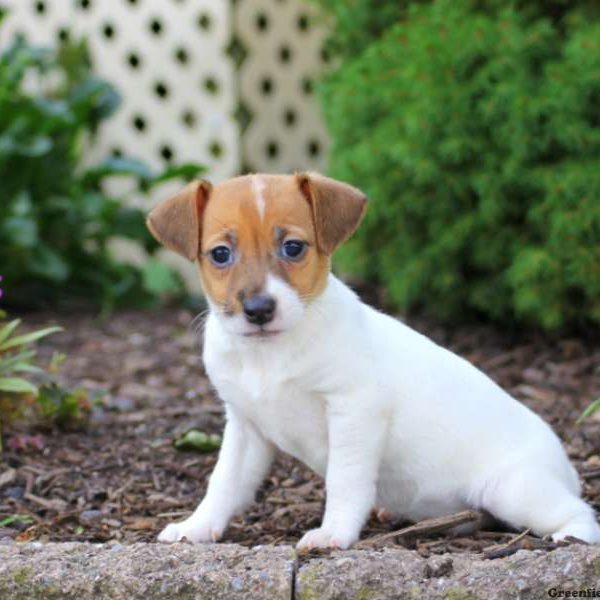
<box><xmin>251</xmin><ymin>175</ymin><xmax>267</xmax><ymax>221</ymax></box>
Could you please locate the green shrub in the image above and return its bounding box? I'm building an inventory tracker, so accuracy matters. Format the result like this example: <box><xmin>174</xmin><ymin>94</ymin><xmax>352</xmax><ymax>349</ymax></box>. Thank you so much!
<box><xmin>315</xmin><ymin>0</ymin><xmax>600</xmax><ymax>329</ymax></box>
<box><xmin>311</xmin><ymin>0</ymin><xmax>410</xmax><ymax>59</ymax></box>
<box><xmin>0</xmin><ymin>25</ymin><xmax>204</xmax><ymax>312</ymax></box>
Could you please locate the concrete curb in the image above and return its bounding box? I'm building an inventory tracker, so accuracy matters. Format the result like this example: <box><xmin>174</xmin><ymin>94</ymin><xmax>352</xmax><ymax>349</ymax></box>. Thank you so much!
<box><xmin>297</xmin><ymin>545</ymin><xmax>600</xmax><ymax>599</ymax></box>
<box><xmin>1</xmin><ymin>542</ymin><xmax>599</xmax><ymax>599</ymax></box>
<box><xmin>0</xmin><ymin>543</ymin><xmax>295</xmax><ymax>599</ymax></box>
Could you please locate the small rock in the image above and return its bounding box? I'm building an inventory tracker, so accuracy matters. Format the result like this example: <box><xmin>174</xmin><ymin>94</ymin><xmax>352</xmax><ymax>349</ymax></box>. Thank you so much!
<box><xmin>231</xmin><ymin>576</ymin><xmax>244</xmax><ymax>591</ymax></box>
<box><xmin>79</xmin><ymin>510</ymin><xmax>104</xmax><ymax>524</ymax></box>
<box><xmin>0</xmin><ymin>528</ymin><xmax>16</xmax><ymax>539</ymax></box>
<box><xmin>102</xmin><ymin>519</ymin><xmax>122</xmax><ymax>528</ymax></box>
<box><xmin>424</xmin><ymin>556</ymin><xmax>453</xmax><ymax>578</ymax></box>
<box><xmin>106</xmin><ymin>395</ymin><xmax>136</xmax><ymax>412</ymax></box>
<box><xmin>128</xmin><ymin>333</ymin><xmax>147</xmax><ymax>346</ymax></box>
<box><xmin>2</xmin><ymin>486</ymin><xmax>24</xmax><ymax>499</ymax></box>
<box><xmin>258</xmin><ymin>571</ymin><xmax>271</xmax><ymax>583</ymax></box>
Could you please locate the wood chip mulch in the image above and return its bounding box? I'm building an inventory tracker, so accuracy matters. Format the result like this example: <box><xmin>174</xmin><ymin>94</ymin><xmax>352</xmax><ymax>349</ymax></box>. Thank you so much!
<box><xmin>1</xmin><ymin>307</ymin><xmax>599</xmax><ymax>559</ymax></box>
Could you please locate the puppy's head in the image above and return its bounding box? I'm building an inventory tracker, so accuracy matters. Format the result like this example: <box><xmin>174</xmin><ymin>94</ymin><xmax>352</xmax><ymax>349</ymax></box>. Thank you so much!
<box><xmin>147</xmin><ymin>173</ymin><xmax>366</xmax><ymax>337</ymax></box>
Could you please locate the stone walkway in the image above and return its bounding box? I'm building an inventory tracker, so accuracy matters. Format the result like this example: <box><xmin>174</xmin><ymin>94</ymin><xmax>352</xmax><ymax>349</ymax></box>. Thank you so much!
<box><xmin>1</xmin><ymin>542</ymin><xmax>599</xmax><ymax>599</ymax></box>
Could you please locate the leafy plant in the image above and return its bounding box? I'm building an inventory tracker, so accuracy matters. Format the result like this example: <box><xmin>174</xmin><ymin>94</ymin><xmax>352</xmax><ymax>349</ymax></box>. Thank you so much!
<box><xmin>0</xmin><ymin>21</ymin><xmax>204</xmax><ymax>312</ymax></box>
<box><xmin>36</xmin><ymin>383</ymin><xmax>94</xmax><ymax>429</ymax></box>
<box><xmin>0</xmin><ymin>312</ymin><xmax>97</xmax><ymax>451</ymax></box>
<box><xmin>0</xmin><ymin>312</ymin><xmax>60</xmax><ymax>450</ymax></box>
<box><xmin>313</xmin><ymin>0</ymin><xmax>600</xmax><ymax>330</ymax></box>
<box><xmin>0</xmin><ymin>316</ymin><xmax>61</xmax><ymax>397</ymax></box>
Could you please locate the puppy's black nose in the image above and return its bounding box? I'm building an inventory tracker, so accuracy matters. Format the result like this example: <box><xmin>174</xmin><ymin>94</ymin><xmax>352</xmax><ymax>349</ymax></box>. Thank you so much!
<box><xmin>243</xmin><ymin>295</ymin><xmax>276</xmax><ymax>325</ymax></box>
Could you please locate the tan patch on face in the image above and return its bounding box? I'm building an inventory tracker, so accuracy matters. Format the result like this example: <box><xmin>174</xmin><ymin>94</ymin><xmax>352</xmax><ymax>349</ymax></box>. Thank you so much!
<box><xmin>199</xmin><ymin>175</ymin><xmax>329</xmax><ymax>314</ymax></box>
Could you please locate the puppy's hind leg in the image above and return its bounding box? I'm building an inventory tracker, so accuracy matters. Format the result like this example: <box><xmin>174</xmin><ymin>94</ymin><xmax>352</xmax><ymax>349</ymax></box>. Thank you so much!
<box><xmin>478</xmin><ymin>467</ymin><xmax>600</xmax><ymax>543</ymax></box>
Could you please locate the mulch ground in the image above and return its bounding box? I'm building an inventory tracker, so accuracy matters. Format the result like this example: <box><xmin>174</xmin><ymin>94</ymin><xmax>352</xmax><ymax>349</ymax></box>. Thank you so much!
<box><xmin>1</xmin><ymin>305</ymin><xmax>599</xmax><ymax>558</ymax></box>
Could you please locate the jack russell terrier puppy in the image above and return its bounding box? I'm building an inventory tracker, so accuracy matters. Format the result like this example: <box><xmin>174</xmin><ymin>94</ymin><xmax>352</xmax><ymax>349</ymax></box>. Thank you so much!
<box><xmin>147</xmin><ymin>173</ymin><xmax>600</xmax><ymax>549</ymax></box>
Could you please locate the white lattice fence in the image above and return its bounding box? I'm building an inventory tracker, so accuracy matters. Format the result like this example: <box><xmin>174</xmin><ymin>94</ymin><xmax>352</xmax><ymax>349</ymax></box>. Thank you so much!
<box><xmin>235</xmin><ymin>0</ymin><xmax>330</xmax><ymax>173</ymax></box>
<box><xmin>1</xmin><ymin>0</ymin><xmax>239</xmax><ymax>181</ymax></box>
<box><xmin>1</xmin><ymin>0</ymin><xmax>330</xmax><ymax>291</ymax></box>
<box><xmin>1</xmin><ymin>0</ymin><xmax>329</xmax><ymax>178</ymax></box>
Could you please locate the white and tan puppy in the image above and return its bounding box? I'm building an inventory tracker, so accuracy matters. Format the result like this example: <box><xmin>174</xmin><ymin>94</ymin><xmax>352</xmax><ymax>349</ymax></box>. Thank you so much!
<box><xmin>147</xmin><ymin>173</ymin><xmax>600</xmax><ymax>549</ymax></box>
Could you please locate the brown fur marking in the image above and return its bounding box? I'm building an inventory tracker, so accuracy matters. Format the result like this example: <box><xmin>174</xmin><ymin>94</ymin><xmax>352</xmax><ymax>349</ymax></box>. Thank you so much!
<box><xmin>147</xmin><ymin>173</ymin><xmax>368</xmax><ymax>316</ymax></box>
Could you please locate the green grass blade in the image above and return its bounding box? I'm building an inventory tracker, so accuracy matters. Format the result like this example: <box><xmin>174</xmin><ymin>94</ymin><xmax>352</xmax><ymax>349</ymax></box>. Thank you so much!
<box><xmin>0</xmin><ymin>326</ymin><xmax>62</xmax><ymax>351</ymax></box>
<box><xmin>0</xmin><ymin>319</ymin><xmax>21</xmax><ymax>345</ymax></box>
<box><xmin>12</xmin><ymin>363</ymin><xmax>44</xmax><ymax>374</ymax></box>
<box><xmin>576</xmin><ymin>397</ymin><xmax>600</xmax><ymax>425</ymax></box>
<box><xmin>0</xmin><ymin>377</ymin><xmax>38</xmax><ymax>394</ymax></box>
<box><xmin>0</xmin><ymin>515</ymin><xmax>35</xmax><ymax>527</ymax></box>
<box><xmin>0</xmin><ymin>349</ymin><xmax>37</xmax><ymax>375</ymax></box>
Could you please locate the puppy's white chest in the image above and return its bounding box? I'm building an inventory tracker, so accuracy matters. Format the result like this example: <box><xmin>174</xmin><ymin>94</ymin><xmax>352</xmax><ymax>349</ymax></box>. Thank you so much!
<box><xmin>210</xmin><ymin>356</ymin><xmax>328</xmax><ymax>475</ymax></box>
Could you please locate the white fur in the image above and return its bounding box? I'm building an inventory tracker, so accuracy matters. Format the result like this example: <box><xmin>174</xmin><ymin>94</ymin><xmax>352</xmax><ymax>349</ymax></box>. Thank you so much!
<box><xmin>159</xmin><ymin>274</ymin><xmax>600</xmax><ymax>548</ymax></box>
<box><xmin>206</xmin><ymin>273</ymin><xmax>304</xmax><ymax>338</ymax></box>
<box><xmin>252</xmin><ymin>175</ymin><xmax>266</xmax><ymax>221</ymax></box>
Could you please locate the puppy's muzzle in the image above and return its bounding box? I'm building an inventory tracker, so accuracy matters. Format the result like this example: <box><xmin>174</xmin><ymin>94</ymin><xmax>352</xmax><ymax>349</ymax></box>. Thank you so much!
<box><xmin>243</xmin><ymin>294</ymin><xmax>276</xmax><ymax>325</ymax></box>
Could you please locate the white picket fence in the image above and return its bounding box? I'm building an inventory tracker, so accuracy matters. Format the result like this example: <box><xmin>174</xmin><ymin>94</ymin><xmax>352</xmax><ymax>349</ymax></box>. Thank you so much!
<box><xmin>1</xmin><ymin>0</ymin><xmax>331</xmax><ymax>291</ymax></box>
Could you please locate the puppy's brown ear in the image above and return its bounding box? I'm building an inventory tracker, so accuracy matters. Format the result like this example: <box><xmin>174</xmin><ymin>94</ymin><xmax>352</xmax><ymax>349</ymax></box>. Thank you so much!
<box><xmin>146</xmin><ymin>180</ymin><xmax>212</xmax><ymax>261</ymax></box>
<box><xmin>296</xmin><ymin>172</ymin><xmax>367</xmax><ymax>255</ymax></box>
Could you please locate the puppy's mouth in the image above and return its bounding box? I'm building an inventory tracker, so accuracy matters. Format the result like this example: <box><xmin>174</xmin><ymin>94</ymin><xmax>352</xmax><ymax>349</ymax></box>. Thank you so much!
<box><xmin>242</xmin><ymin>327</ymin><xmax>282</xmax><ymax>338</ymax></box>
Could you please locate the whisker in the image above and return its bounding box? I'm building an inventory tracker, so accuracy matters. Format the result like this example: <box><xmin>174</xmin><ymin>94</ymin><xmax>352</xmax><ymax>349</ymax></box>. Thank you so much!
<box><xmin>189</xmin><ymin>307</ymin><xmax>213</xmax><ymax>342</ymax></box>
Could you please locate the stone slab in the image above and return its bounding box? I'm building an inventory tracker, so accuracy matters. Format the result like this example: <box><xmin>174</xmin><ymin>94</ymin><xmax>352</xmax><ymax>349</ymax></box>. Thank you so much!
<box><xmin>1</xmin><ymin>541</ymin><xmax>600</xmax><ymax>600</ymax></box>
<box><xmin>296</xmin><ymin>545</ymin><xmax>600</xmax><ymax>600</ymax></box>
<box><xmin>0</xmin><ymin>542</ymin><xmax>295</xmax><ymax>600</ymax></box>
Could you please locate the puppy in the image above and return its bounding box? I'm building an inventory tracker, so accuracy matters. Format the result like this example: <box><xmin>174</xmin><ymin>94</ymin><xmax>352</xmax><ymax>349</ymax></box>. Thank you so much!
<box><xmin>147</xmin><ymin>173</ymin><xmax>600</xmax><ymax>549</ymax></box>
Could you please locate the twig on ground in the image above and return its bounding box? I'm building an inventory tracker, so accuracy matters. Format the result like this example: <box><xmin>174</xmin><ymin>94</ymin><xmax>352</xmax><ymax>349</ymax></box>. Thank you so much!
<box><xmin>156</xmin><ymin>511</ymin><xmax>192</xmax><ymax>519</ymax></box>
<box><xmin>24</xmin><ymin>493</ymin><xmax>67</xmax><ymax>512</ymax></box>
<box><xmin>483</xmin><ymin>528</ymin><xmax>531</xmax><ymax>559</ymax></box>
<box><xmin>355</xmin><ymin>510</ymin><xmax>484</xmax><ymax>548</ymax></box>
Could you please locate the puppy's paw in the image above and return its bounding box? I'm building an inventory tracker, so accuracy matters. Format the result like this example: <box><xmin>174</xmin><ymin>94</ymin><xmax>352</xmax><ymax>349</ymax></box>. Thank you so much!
<box><xmin>296</xmin><ymin>527</ymin><xmax>357</xmax><ymax>551</ymax></box>
<box><xmin>158</xmin><ymin>517</ymin><xmax>223</xmax><ymax>544</ymax></box>
<box><xmin>551</xmin><ymin>519</ymin><xmax>600</xmax><ymax>544</ymax></box>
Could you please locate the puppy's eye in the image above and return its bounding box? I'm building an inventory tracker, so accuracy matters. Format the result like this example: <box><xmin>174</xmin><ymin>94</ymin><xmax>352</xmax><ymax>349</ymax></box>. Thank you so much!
<box><xmin>280</xmin><ymin>239</ymin><xmax>307</xmax><ymax>261</ymax></box>
<box><xmin>209</xmin><ymin>245</ymin><xmax>233</xmax><ymax>267</ymax></box>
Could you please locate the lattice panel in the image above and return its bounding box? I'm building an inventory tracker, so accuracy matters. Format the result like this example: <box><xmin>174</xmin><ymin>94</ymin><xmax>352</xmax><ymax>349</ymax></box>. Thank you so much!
<box><xmin>0</xmin><ymin>0</ymin><xmax>239</xmax><ymax>183</ymax></box>
<box><xmin>234</xmin><ymin>0</ymin><xmax>330</xmax><ymax>173</ymax></box>
<box><xmin>0</xmin><ymin>0</ymin><xmax>332</xmax><ymax>291</ymax></box>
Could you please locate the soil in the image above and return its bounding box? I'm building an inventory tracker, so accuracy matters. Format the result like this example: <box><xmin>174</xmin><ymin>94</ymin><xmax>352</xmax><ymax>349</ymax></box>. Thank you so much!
<box><xmin>1</xmin><ymin>305</ymin><xmax>599</xmax><ymax>557</ymax></box>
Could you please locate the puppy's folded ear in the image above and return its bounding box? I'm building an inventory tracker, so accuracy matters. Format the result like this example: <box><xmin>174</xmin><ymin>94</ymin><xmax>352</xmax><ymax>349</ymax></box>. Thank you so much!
<box><xmin>296</xmin><ymin>172</ymin><xmax>367</xmax><ymax>255</ymax></box>
<box><xmin>146</xmin><ymin>180</ymin><xmax>212</xmax><ymax>261</ymax></box>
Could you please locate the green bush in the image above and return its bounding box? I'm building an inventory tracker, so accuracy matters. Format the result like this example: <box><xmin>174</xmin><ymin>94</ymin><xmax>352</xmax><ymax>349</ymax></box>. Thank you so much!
<box><xmin>314</xmin><ymin>0</ymin><xmax>600</xmax><ymax>329</ymax></box>
<box><xmin>0</xmin><ymin>26</ymin><xmax>204</xmax><ymax>312</ymax></box>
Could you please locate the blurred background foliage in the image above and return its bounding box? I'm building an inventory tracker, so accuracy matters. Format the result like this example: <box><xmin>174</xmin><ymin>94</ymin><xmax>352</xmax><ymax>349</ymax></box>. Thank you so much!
<box><xmin>1</xmin><ymin>2</ymin><xmax>599</xmax><ymax>332</ymax></box>
<box><xmin>313</xmin><ymin>0</ymin><xmax>600</xmax><ymax>330</ymax></box>
<box><xmin>0</xmin><ymin>18</ymin><xmax>204</xmax><ymax>313</ymax></box>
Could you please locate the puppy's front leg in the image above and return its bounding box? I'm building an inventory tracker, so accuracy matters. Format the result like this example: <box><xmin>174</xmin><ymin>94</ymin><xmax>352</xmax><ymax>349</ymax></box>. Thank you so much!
<box><xmin>298</xmin><ymin>396</ymin><xmax>385</xmax><ymax>550</ymax></box>
<box><xmin>159</xmin><ymin>405</ymin><xmax>274</xmax><ymax>543</ymax></box>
